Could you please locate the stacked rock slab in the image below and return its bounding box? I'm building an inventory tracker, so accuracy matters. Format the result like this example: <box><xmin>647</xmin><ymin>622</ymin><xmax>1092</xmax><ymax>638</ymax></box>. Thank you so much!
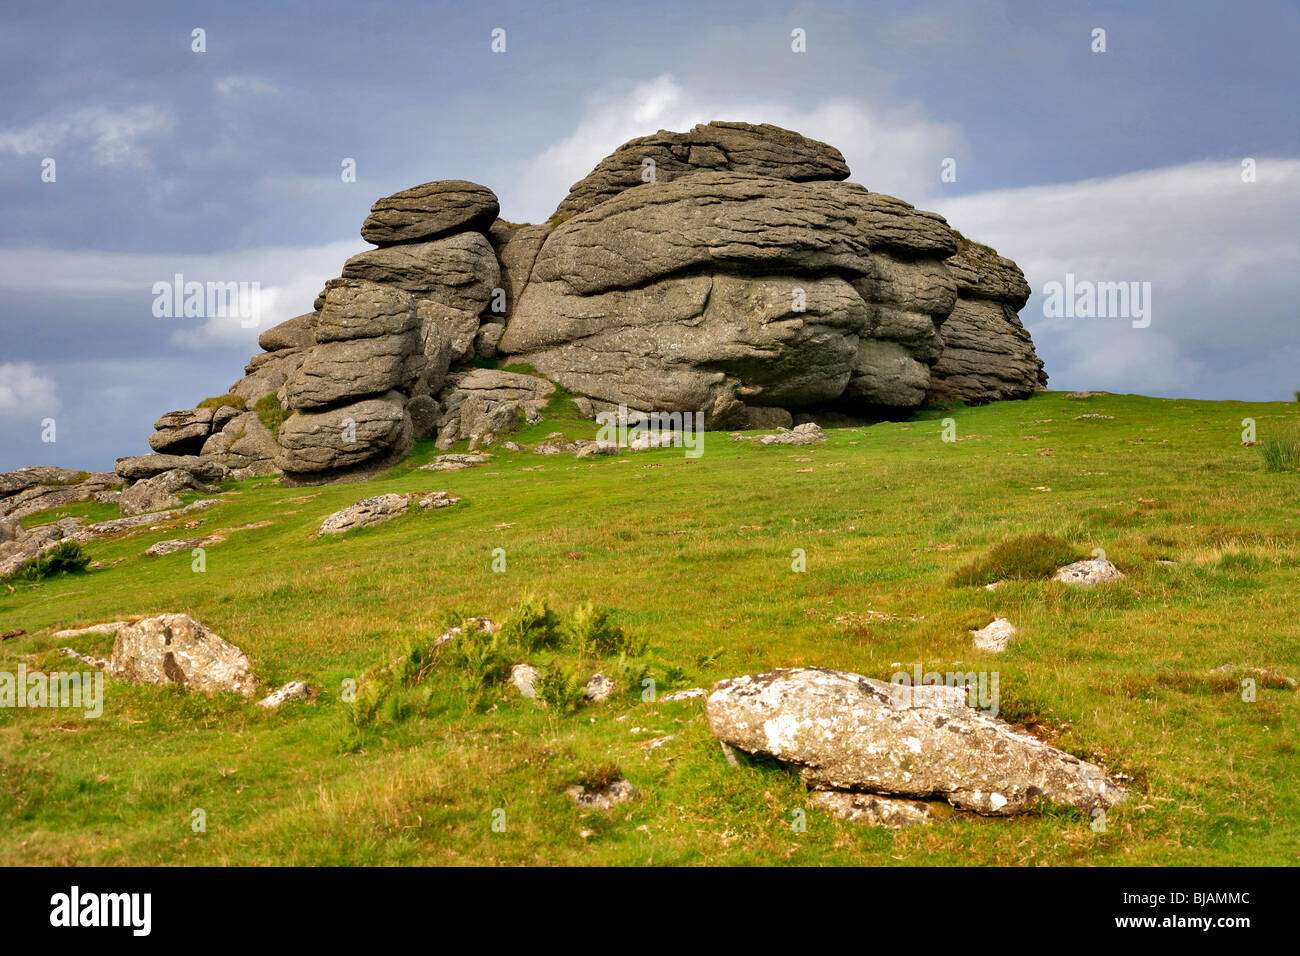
<box><xmin>928</xmin><ymin>239</ymin><xmax>1048</xmax><ymax>403</ymax></box>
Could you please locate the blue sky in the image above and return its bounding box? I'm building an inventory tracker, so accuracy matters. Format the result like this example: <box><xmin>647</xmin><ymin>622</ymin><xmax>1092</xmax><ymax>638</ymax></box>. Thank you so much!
<box><xmin>2</xmin><ymin>0</ymin><xmax>1298</xmax><ymax>470</ymax></box>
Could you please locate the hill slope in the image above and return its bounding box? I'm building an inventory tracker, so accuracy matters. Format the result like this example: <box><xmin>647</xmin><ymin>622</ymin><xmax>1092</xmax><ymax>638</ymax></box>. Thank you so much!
<box><xmin>1</xmin><ymin>391</ymin><xmax>1297</xmax><ymax>865</ymax></box>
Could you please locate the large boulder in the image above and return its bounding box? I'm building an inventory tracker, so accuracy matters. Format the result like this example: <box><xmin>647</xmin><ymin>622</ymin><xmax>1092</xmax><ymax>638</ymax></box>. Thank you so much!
<box><xmin>361</xmin><ymin>180</ymin><xmax>499</xmax><ymax>246</ymax></box>
<box><xmin>274</xmin><ymin>390</ymin><xmax>412</xmax><ymax>477</ymax></box>
<box><xmin>114</xmin><ymin>454</ymin><xmax>227</xmax><ymax>483</ymax></box>
<box><xmin>148</xmin><ymin>408</ymin><xmax>214</xmax><ymax>454</ymax></box>
<box><xmin>109</xmin><ymin>614</ymin><xmax>259</xmax><ymax>696</ymax></box>
<box><xmin>0</xmin><ymin>469</ymin><xmax>120</xmax><ymax>520</ymax></box>
<box><xmin>928</xmin><ymin>240</ymin><xmax>1047</xmax><ymax>403</ymax></box>
<box><xmin>118</xmin><ymin>468</ymin><xmax>213</xmax><ymax>517</ymax></box>
<box><xmin>707</xmin><ymin>668</ymin><xmax>1126</xmax><ymax>816</ymax></box>
<box><xmin>552</xmin><ymin>120</ymin><xmax>850</xmax><ymax>219</ymax></box>
<box><xmin>258</xmin><ymin>311</ymin><xmax>317</xmax><ymax>351</ymax></box>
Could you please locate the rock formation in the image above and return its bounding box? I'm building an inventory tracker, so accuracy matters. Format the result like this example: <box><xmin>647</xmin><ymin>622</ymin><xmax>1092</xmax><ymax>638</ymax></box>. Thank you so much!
<box><xmin>122</xmin><ymin>121</ymin><xmax>1046</xmax><ymax>487</ymax></box>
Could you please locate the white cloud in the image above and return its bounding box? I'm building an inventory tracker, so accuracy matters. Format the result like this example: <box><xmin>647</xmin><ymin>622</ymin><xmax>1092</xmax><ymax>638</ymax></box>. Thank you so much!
<box><xmin>0</xmin><ymin>239</ymin><xmax>366</xmax><ymax>350</ymax></box>
<box><xmin>0</xmin><ymin>104</ymin><xmax>172</xmax><ymax>168</ymax></box>
<box><xmin>932</xmin><ymin>159</ymin><xmax>1300</xmax><ymax>400</ymax></box>
<box><xmin>215</xmin><ymin>75</ymin><xmax>278</xmax><ymax>97</ymax></box>
<box><xmin>503</xmin><ymin>74</ymin><xmax>963</xmax><ymax>222</ymax></box>
<box><xmin>0</xmin><ymin>362</ymin><xmax>59</xmax><ymax>419</ymax></box>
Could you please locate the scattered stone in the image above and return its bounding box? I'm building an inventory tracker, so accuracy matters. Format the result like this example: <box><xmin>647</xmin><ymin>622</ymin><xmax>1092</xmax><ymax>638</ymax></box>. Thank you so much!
<box><xmin>510</xmin><ymin>663</ymin><xmax>538</xmax><ymax>699</ymax></box>
<box><xmin>660</xmin><ymin>687</ymin><xmax>707</xmax><ymax>702</ymax></box>
<box><xmin>707</xmin><ymin>667</ymin><xmax>1126</xmax><ymax>815</ymax></box>
<box><xmin>52</xmin><ymin>621</ymin><xmax>133</xmax><ymax>640</ymax></box>
<box><xmin>419</xmin><ymin>453</ymin><xmax>491</xmax><ymax>472</ymax></box>
<box><xmin>257</xmin><ymin>681</ymin><xmax>311</xmax><ymax>709</ymax></box>
<box><xmin>316</xmin><ymin>494</ymin><xmax>410</xmax><ymax>535</ymax></box>
<box><xmin>754</xmin><ymin>423</ymin><xmax>826</xmax><ymax>446</ymax></box>
<box><xmin>145</xmin><ymin>534</ymin><xmax>223</xmax><ymax>557</ymax></box>
<box><xmin>106</xmin><ymin>614</ymin><xmax>259</xmax><ymax>696</ymax></box>
<box><xmin>417</xmin><ymin>491</ymin><xmax>460</xmax><ymax>510</ymax></box>
<box><xmin>60</xmin><ymin>647</ymin><xmax>110</xmax><ymax>669</ymax></box>
<box><xmin>432</xmin><ymin>617</ymin><xmax>495</xmax><ymax>647</ymax></box>
<box><xmin>1053</xmin><ymin>558</ymin><xmax>1125</xmax><ymax>587</ymax></box>
<box><xmin>972</xmin><ymin>618</ymin><xmax>1016</xmax><ymax>653</ymax></box>
<box><xmin>575</xmin><ymin>441</ymin><xmax>619</xmax><ymax>459</ymax></box>
<box><xmin>808</xmin><ymin>791</ymin><xmax>939</xmax><ymax>828</ymax></box>
<box><xmin>584</xmin><ymin>673</ymin><xmax>616</xmax><ymax>702</ymax></box>
<box><xmin>566</xmin><ymin>778</ymin><xmax>636</xmax><ymax>810</ymax></box>
<box><xmin>1076</xmin><ymin>414</ymin><xmax>1115</xmax><ymax>420</ymax></box>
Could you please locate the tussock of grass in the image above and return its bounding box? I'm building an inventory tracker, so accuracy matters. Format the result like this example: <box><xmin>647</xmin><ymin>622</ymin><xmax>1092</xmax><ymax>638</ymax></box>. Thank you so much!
<box><xmin>253</xmin><ymin>393</ymin><xmax>288</xmax><ymax>439</ymax></box>
<box><xmin>197</xmin><ymin>393</ymin><xmax>247</xmax><ymax>412</ymax></box>
<box><xmin>1259</xmin><ymin>431</ymin><xmax>1300</xmax><ymax>472</ymax></box>
<box><xmin>4</xmin><ymin>540</ymin><xmax>91</xmax><ymax>583</ymax></box>
<box><xmin>949</xmin><ymin>533</ymin><xmax>1080</xmax><ymax>586</ymax></box>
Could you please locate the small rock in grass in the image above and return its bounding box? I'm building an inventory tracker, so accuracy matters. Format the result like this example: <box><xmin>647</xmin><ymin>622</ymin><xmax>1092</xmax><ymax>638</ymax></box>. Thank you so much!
<box><xmin>511</xmin><ymin>663</ymin><xmax>538</xmax><ymax>698</ymax></box>
<box><xmin>1053</xmin><ymin>558</ymin><xmax>1125</xmax><ymax>586</ymax></box>
<box><xmin>808</xmin><ymin>790</ymin><xmax>938</xmax><ymax>828</ymax></box>
<box><xmin>566</xmin><ymin>778</ymin><xmax>636</xmax><ymax>810</ymax></box>
<box><xmin>972</xmin><ymin>618</ymin><xmax>1016</xmax><ymax>653</ymax></box>
<box><xmin>257</xmin><ymin>681</ymin><xmax>310</xmax><ymax>709</ymax></box>
<box><xmin>583</xmin><ymin>673</ymin><xmax>616</xmax><ymax>701</ymax></box>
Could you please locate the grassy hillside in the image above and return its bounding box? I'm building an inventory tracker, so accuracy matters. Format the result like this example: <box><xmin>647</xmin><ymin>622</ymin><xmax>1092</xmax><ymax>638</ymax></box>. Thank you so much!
<box><xmin>1</xmin><ymin>391</ymin><xmax>1297</xmax><ymax>865</ymax></box>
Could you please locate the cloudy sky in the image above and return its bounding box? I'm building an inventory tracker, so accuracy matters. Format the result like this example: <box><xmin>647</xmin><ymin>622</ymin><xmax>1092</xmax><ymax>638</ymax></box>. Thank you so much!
<box><xmin>2</xmin><ymin>0</ymin><xmax>1297</xmax><ymax>471</ymax></box>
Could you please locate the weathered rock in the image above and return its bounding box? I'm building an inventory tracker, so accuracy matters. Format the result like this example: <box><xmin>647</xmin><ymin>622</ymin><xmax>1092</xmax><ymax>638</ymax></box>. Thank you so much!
<box><xmin>119</xmin><ymin>468</ymin><xmax>216</xmax><ymax>517</ymax></box>
<box><xmin>361</xmin><ymin>180</ymin><xmax>499</xmax><ymax>245</ymax></box>
<box><xmin>149</xmin><ymin>408</ymin><xmax>214</xmax><ymax>454</ymax></box>
<box><xmin>0</xmin><ymin>471</ymin><xmax>121</xmax><ymax>521</ymax></box>
<box><xmin>109</xmin><ymin>614</ymin><xmax>259</xmax><ymax>697</ymax></box>
<box><xmin>316</xmin><ymin>493</ymin><xmax>410</xmax><ymax>535</ymax></box>
<box><xmin>535</xmin><ymin>171</ymin><xmax>871</xmax><ymax>296</ymax></box>
<box><xmin>0</xmin><ymin>466</ymin><xmax>88</xmax><ymax>497</ymax></box>
<box><xmin>258</xmin><ymin>311</ymin><xmax>317</xmax><ymax>351</ymax></box>
<box><xmin>808</xmin><ymin>790</ymin><xmax>939</xmax><ymax>828</ymax></box>
<box><xmin>752</xmin><ymin>422</ymin><xmax>826</xmax><ymax>446</ymax></box>
<box><xmin>707</xmin><ymin>667</ymin><xmax>1126</xmax><ymax>815</ymax></box>
<box><xmin>583</xmin><ymin>673</ymin><xmax>616</xmax><ymax>701</ymax></box>
<box><xmin>229</xmin><ymin>347</ymin><xmax>308</xmax><ymax>407</ymax></box>
<box><xmin>972</xmin><ymin>618</ymin><xmax>1016</xmax><ymax>653</ymax></box>
<box><xmin>419</xmin><ymin>453</ymin><xmax>491</xmax><ymax>472</ymax></box>
<box><xmin>342</xmin><ymin>231</ymin><xmax>500</xmax><ymax>314</ymax></box>
<box><xmin>53</xmin><ymin>621</ymin><xmax>132</xmax><ymax>640</ymax></box>
<box><xmin>566</xmin><ymin>778</ymin><xmax>636</xmax><ymax>810</ymax></box>
<box><xmin>145</xmin><ymin>534</ymin><xmax>222</xmax><ymax>557</ymax></box>
<box><xmin>406</xmin><ymin>394</ymin><xmax>441</xmax><ymax>440</ymax></box>
<box><xmin>1053</xmin><ymin>558</ymin><xmax>1125</xmax><ymax>587</ymax></box>
<box><xmin>114</xmin><ymin>455</ymin><xmax>227</xmax><ymax>483</ymax></box>
<box><xmin>435</xmin><ymin>369</ymin><xmax>554</xmax><ymax>448</ymax></box>
<box><xmin>257</xmin><ymin>681</ymin><xmax>311</xmax><ymax>709</ymax></box>
<box><xmin>0</xmin><ymin>517</ymin><xmax>23</xmax><ymax>542</ymax></box>
<box><xmin>200</xmin><ymin>412</ymin><xmax>279</xmax><ymax>477</ymax></box>
<box><xmin>313</xmin><ymin>278</ymin><xmax>418</xmax><ymax>342</ymax></box>
<box><xmin>487</xmin><ymin>220</ymin><xmax>552</xmax><ymax>321</ymax></box>
<box><xmin>275</xmin><ymin>391</ymin><xmax>411</xmax><ymax>476</ymax></box>
<box><xmin>552</xmin><ymin>121</ymin><xmax>849</xmax><ymax>219</ymax></box>
<box><xmin>660</xmin><ymin>687</ymin><xmax>707</xmax><ymax>702</ymax></box>
<box><xmin>510</xmin><ymin>663</ymin><xmax>538</xmax><ymax>699</ymax></box>
<box><xmin>416</xmin><ymin>490</ymin><xmax>459</xmax><ymax>510</ymax></box>
<box><xmin>928</xmin><ymin>242</ymin><xmax>1047</xmax><ymax>404</ymax></box>
<box><xmin>286</xmin><ymin>333</ymin><xmax>420</xmax><ymax>410</ymax></box>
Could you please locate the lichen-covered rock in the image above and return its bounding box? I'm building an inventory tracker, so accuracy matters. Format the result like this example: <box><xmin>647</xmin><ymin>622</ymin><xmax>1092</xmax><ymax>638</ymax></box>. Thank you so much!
<box><xmin>119</xmin><ymin>468</ymin><xmax>215</xmax><ymax>517</ymax></box>
<box><xmin>109</xmin><ymin>614</ymin><xmax>259</xmax><ymax>696</ymax></box>
<box><xmin>258</xmin><ymin>312</ymin><xmax>317</xmax><ymax>351</ymax></box>
<box><xmin>361</xmin><ymin>180</ymin><xmax>499</xmax><ymax>246</ymax></box>
<box><xmin>316</xmin><ymin>493</ymin><xmax>410</xmax><ymax>535</ymax></box>
<box><xmin>114</xmin><ymin>454</ymin><xmax>227</xmax><ymax>483</ymax></box>
<box><xmin>0</xmin><ymin>469</ymin><xmax>121</xmax><ymax>520</ymax></box>
<box><xmin>808</xmin><ymin>790</ymin><xmax>939</xmax><ymax>828</ymax></box>
<box><xmin>1053</xmin><ymin>558</ymin><xmax>1125</xmax><ymax>587</ymax></box>
<box><xmin>707</xmin><ymin>667</ymin><xmax>1126</xmax><ymax>815</ymax></box>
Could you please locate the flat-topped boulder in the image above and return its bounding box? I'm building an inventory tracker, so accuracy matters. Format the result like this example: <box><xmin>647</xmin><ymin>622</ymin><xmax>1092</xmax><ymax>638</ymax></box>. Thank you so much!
<box><xmin>552</xmin><ymin>120</ymin><xmax>850</xmax><ymax>219</ymax></box>
<box><xmin>361</xmin><ymin>180</ymin><xmax>499</xmax><ymax>246</ymax></box>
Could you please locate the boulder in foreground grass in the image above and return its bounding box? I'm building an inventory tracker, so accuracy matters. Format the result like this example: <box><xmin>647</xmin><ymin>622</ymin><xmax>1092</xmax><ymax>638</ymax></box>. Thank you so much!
<box><xmin>109</xmin><ymin>614</ymin><xmax>259</xmax><ymax>697</ymax></box>
<box><xmin>707</xmin><ymin>667</ymin><xmax>1126</xmax><ymax>816</ymax></box>
<box><xmin>1053</xmin><ymin>557</ymin><xmax>1125</xmax><ymax>586</ymax></box>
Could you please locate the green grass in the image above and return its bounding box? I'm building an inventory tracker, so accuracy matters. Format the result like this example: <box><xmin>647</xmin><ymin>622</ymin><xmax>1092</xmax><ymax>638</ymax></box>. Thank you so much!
<box><xmin>198</xmin><ymin>393</ymin><xmax>247</xmax><ymax>412</ymax></box>
<box><xmin>1259</xmin><ymin>430</ymin><xmax>1300</xmax><ymax>472</ymax></box>
<box><xmin>253</xmin><ymin>393</ymin><xmax>288</xmax><ymax>439</ymax></box>
<box><xmin>1</xmin><ymin>391</ymin><xmax>1297</xmax><ymax>865</ymax></box>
